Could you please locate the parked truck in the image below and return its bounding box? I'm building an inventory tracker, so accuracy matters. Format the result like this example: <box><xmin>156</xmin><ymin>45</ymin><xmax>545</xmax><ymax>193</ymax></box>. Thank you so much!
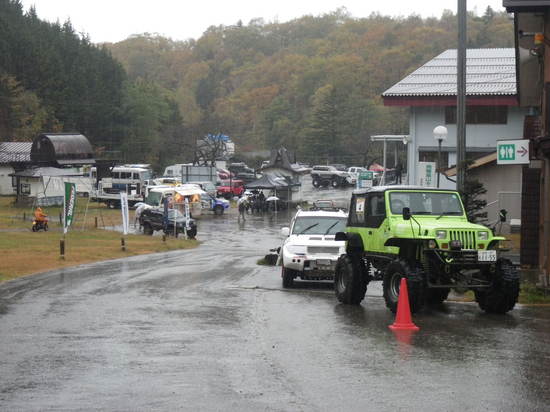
<box><xmin>91</xmin><ymin>165</ymin><xmax>153</xmax><ymax>208</ymax></box>
<box><xmin>163</xmin><ymin>164</ymin><xmax>217</xmax><ymax>185</ymax></box>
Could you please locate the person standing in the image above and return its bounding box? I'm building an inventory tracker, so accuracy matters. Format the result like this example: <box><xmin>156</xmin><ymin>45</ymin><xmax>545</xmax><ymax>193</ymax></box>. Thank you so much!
<box><xmin>237</xmin><ymin>196</ymin><xmax>248</xmax><ymax>221</ymax></box>
<box><xmin>395</xmin><ymin>163</ymin><xmax>403</xmax><ymax>184</ymax></box>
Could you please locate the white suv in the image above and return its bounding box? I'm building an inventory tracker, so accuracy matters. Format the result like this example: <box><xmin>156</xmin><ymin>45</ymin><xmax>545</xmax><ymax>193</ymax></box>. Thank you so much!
<box><xmin>279</xmin><ymin>208</ymin><xmax>348</xmax><ymax>287</ymax></box>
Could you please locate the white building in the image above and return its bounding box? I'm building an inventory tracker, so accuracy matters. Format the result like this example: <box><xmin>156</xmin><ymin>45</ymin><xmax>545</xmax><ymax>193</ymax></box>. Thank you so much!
<box><xmin>382</xmin><ymin>48</ymin><xmax>528</xmax><ymax>187</ymax></box>
<box><xmin>0</xmin><ymin>142</ymin><xmax>32</xmax><ymax>195</ymax></box>
<box><xmin>382</xmin><ymin>48</ymin><xmax>528</xmax><ymax>224</ymax></box>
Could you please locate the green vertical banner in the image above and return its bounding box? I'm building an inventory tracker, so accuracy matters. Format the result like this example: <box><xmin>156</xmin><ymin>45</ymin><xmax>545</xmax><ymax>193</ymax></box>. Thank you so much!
<box><xmin>64</xmin><ymin>182</ymin><xmax>77</xmax><ymax>234</ymax></box>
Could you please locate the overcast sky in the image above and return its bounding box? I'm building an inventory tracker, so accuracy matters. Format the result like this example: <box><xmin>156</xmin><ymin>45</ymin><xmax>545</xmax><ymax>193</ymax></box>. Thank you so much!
<box><xmin>20</xmin><ymin>0</ymin><xmax>507</xmax><ymax>44</ymax></box>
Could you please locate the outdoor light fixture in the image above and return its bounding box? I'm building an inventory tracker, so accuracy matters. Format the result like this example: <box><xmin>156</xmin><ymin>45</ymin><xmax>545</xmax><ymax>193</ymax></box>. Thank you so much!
<box><xmin>433</xmin><ymin>125</ymin><xmax>448</xmax><ymax>188</ymax></box>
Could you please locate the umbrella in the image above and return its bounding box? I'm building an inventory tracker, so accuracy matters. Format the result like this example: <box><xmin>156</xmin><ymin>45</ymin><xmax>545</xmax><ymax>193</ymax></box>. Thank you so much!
<box><xmin>266</xmin><ymin>196</ymin><xmax>279</xmax><ymax>202</ymax></box>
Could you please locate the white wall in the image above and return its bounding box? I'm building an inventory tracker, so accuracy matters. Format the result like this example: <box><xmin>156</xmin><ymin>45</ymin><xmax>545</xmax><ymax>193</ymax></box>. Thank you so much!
<box><xmin>0</xmin><ymin>165</ymin><xmax>15</xmax><ymax>195</ymax></box>
<box><xmin>408</xmin><ymin>106</ymin><xmax>528</xmax><ymax>183</ymax></box>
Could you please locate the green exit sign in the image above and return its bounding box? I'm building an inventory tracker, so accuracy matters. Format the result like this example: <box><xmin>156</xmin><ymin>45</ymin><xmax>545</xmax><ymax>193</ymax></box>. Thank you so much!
<box><xmin>497</xmin><ymin>140</ymin><xmax>529</xmax><ymax>165</ymax></box>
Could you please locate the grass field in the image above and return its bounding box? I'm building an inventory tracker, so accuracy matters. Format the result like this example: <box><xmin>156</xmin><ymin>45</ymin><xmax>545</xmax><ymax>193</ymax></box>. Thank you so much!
<box><xmin>0</xmin><ymin>195</ymin><xmax>124</xmax><ymax>230</ymax></box>
<box><xmin>0</xmin><ymin>196</ymin><xmax>197</xmax><ymax>283</ymax></box>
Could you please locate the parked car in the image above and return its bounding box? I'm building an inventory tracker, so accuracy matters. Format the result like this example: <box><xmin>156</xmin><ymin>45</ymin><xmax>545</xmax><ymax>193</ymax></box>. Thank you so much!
<box><xmin>200</xmin><ymin>193</ymin><xmax>230</xmax><ymax>215</ymax></box>
<box><xmin>217</xmin><ymin>168</ymin><xmax>233</xmax><ymax>180</ymax></box>
<box><xmin>347</xmin><ymin>166</ymin><xmax>367</xmax><ymax>185</ymax></box>
<box><xmin>216</xmin><ymin>179</ymin><xmax>245</xmax><ymax>199</ymax></box>
<box><xmin>278</xmin><ymin>208</ymin><xmax>348</xmax><ymax>287</ymax></box>
<box><xmin>228</xmin><ymin>162</ymin><xmax>256</xmax><ymax>183</ymax></box>
<box><xmin>310</xmin><ymin>165</ymin><xmax>353</xmax><ymax>188</ymax></box>
<box><xmin>139</xmin><ymin>208</ymin><xmax>197</xmax><ymax>239</ymax></box>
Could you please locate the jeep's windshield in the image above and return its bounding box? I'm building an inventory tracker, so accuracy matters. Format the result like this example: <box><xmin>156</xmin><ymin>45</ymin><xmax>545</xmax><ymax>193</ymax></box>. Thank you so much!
<box><xmin>145</xmin><ymin>191</ymin><xmax>162</xmax><ymax>206</ymax></box>
<box><xmin>389</xmin><ymin>191</ymin><xmax>464</xmax><ymax>216</ymax></box>
<box><xmin>292</xmin><ymin>216</ymin><xmax>347</xmax><ymax>235</ymax></box>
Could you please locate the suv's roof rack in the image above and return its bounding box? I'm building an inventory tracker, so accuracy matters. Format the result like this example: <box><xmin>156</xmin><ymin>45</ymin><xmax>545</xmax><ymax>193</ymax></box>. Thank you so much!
<box><xmin>309</xmin><ymin>200</ymin><xmax>347</xmax><ymax>212</ymax></box>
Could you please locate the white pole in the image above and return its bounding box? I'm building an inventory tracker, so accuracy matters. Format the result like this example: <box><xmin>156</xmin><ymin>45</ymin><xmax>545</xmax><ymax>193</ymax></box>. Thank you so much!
<box><xmin>382</xmin><ymin>139</ymin><xmax>387</xmax><ymax>185</ymax></box>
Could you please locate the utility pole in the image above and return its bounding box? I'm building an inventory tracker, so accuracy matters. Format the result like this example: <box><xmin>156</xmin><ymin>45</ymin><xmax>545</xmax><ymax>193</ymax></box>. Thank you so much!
<box><xmin>456</xmin><ymin>0</ymin><xmax>467</xmax><ymax>192</ymax></box>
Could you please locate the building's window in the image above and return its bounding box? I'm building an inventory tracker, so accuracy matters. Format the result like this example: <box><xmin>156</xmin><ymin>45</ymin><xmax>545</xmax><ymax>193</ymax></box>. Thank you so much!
<box><xmin>419</xmin><ymin>151</ymin><xmax>449</xmax><ymax>166</ymax></box>
<box><xmin>445</xmin><ymin>106</ymin><xmax>507</xmax><ymax>124</ymax></box>
<box><xmin>11</xmin><ymin>176</ymin><xmax>17</xmax><ymax>188</ymax></box>
<box><xmin>21</xmin><ymin>183</ymin><xmax>30</xmax><ymax>194</ymax></box>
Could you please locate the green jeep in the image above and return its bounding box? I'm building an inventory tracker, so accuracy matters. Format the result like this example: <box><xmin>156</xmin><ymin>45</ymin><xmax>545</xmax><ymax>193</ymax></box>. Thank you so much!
<box><xmin>334</xmin><ymin>186</ymin><xmax>519</xmax><ymax>314</ymax></box>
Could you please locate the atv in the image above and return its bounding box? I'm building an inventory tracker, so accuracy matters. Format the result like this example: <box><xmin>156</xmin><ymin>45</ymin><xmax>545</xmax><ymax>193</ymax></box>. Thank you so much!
<box><xmin>334</xmin><ymin>186</ymin><xmax>519</xmax><ymax>314</ymax></box>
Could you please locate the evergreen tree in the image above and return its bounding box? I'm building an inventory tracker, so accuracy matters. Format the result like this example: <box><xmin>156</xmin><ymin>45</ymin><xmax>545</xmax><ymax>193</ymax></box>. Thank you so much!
<box><xmin>460</xmin><ymin>161</ymin><xmax>488</xmax><ymax>223</ymax></box>
<box><xmin>301</xmin><ymin>84</ymin><xmax>339</xmax><ymax>163</ymax></box>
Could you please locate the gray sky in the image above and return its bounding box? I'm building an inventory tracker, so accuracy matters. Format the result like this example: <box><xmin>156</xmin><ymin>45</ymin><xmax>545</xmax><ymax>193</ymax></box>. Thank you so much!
<box><xmin>20</xmin><ymin>0</ymin><xmax>506</xmax><ymax>43</ymax></box>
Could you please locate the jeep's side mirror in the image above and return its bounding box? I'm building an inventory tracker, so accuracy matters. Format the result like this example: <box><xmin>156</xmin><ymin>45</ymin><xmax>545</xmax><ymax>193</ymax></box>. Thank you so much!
<box><xmin>402</xmin><ymin>207</ymin><xmax>411</xmax><ymax>220</ymax></box>
<box><xmin>281</xmin><ymin>227</ymin><xmax>290</xmax><ymax>237</ymax></box>
<box><xmin>335</xmin><ymin>232</ymin><xmax>348</xmax><ymax>241</ymax></box>
<box><xmin>499</xmin><ymin>209</ymin><xmax>507</xmax><ymax>223</ymax></box>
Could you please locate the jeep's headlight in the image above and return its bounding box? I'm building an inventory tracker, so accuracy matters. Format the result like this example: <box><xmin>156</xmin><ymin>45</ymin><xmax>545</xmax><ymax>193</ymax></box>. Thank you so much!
<box><xmin>478</xmin><ymin>231</ymin><xmax>489</xmax><ymax>240</ymax></box>
<box><xmin>286</xmin><ymin>245</ymin><xmax>306</xmax><ymax>255</ymax></box>
<box><xmin>436</xmin><ymin>230</ymin><xmax>447</xmax><ymax>239</ymax></box>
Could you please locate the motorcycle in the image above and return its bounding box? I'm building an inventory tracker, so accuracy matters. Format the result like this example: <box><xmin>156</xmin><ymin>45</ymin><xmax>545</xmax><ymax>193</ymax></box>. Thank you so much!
<box><xmin>32</xmin><ymin>219</ymin><xmax>49</xmax><ymax>232</ymax></box>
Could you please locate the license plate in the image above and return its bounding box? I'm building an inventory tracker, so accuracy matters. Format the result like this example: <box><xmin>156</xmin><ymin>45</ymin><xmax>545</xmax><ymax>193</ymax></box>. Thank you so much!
<box><xmin>316</xmin><ymin>259</ymin><xmax>331</xmax><ymax>266</ymax></box>
<box><xmin>478</xmin><ymin>250</ymin><xmax>497</xmax><ymax>262</ymax></box>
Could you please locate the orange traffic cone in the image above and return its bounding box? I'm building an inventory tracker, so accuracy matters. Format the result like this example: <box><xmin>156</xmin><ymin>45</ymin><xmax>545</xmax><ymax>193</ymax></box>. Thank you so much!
<box><xmin>389</xmin><ymin>277</ymin><xmax>420</xmax><ymax>331</ymax></box>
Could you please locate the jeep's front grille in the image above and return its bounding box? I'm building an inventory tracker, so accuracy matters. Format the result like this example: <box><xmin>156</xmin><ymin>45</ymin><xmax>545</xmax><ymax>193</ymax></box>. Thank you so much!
<box><xmin>449</xmin><ymin>230</ymin><xmax>477</xmax><ymax>250</ymax></box>
<box><xmin>307</xmin><ymin>246</ymin><xmax>340</xmax><ymax>255</ymax></box>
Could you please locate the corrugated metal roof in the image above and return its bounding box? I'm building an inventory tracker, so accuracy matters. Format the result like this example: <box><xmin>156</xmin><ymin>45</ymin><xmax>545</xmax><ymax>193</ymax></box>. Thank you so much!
<box><xmin>0</xmin><ymin>142</ymin><xmax>32</xmax><ymax>164</ymax></box>
<box><xmin>382</xmin><ymin>48</ymin><xmax>516</xmax><ymax>97</ymax></box>
<box><xmin>11</xmin><ymin>167</ymin><xmax>85</xmax><ymax>177</ymax></box>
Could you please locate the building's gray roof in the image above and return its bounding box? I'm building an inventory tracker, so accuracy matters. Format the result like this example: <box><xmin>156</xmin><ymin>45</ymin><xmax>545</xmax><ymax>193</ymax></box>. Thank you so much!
<box><xmin>382</xmin><ymin>48</ymin><xmax>516</xmax><ymax>97</ymax></box>
<box><xmin>0</xmin><ymin>142</ymin><xmax>32</xmax><ymax>164</ymax></box>
<box><xmin>11</xmin><ymin>167</ymin><xmax>85</xmax><ymax>178</ymax></box>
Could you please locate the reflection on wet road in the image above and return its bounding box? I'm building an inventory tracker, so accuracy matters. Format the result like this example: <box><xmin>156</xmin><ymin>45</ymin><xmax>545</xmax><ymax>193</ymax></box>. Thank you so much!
<box><xmin>1</xmin><ymin>182</ymin><xmax>550</xmax><ymax>410</ymax></box>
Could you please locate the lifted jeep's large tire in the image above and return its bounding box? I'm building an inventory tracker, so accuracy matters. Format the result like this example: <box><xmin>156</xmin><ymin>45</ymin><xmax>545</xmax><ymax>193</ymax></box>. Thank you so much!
<box><xmin>282</xmin><ymin>266</ymin><xmax>295</xmax><ymax>288</ymax></box>
<box><xmin>334</xmin><ymin>254</ymin><xmax>367</xmax><ymax>305</ymax></box>
<box><xmin>312</xmin><ymin>178</ymin><xmax>321</xmax><ymax>188</ymax></box>
<box><xmin>475</xmin><ymin>258</ymin><xmax>519</xmax><ymax>314</ymax></box>
<box><xmin>331</xmin><ymin>178</ymin><xmax>340</xmax><ymax>188</ymax></box>
<box><xmin>425</xmin><ymin>288</ymin><xmax>450</xmax><ymax>305</ymax></box>
<box><xmin>214</xmin><ymin>205</ymin><xmax>224</xmax><ymax>215</ymax></box>
<box><xmin>383</xmin><ymin>260</ymin><xmax>425</xmax><ymax>313</ymax></box>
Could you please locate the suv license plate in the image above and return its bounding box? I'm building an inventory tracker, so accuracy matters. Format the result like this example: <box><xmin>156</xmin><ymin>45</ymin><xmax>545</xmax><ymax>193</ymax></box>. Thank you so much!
<box><xmin>316</xmin><ymin>259</ymin><xmax>331</xmax><ymax>266</ymax></box>
<box><xmin>478</xmin><ymin>250</ymin><xmax>497</xmax><ymax>262</ymax></box>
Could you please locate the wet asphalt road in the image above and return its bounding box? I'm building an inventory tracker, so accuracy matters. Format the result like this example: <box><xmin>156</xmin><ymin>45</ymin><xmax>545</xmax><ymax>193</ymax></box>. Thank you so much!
<box><xmin>1</xmin><ymin>181</ymin><xmax>550</xmax><ymax>411</ymax></box>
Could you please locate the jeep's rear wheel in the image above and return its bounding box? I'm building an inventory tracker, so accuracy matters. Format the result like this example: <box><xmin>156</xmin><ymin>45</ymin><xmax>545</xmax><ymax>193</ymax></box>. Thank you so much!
<box><xmin>331</xmin><ymin>178</ymin><xmax>340</xmax><ymax>188</ymax></box>
<box><xmin>214</xmin><ymin>205</ymin><xmax>224</xmax><ymax>215</ymax></box>
<box><xmin>312</xmin><ymin>178</ymin><xmax>321</xmax><ymax>188</ymax></box>
<box><xmin>282</xmin><ymin>266</ymin><xmax>295</xmax><ymax>288</ymax></box>
<box><xmin>475</xmin><ymin>258</ymin><xmax>519</xmax><ymax>314</ymax></box>
<box><xmin>383</xmin><ymin>260</ymin><xmax>425</xmax><ymax>313</ymax></box>
<box><xmin>426</xmin><ymin>288</ymin><xmax>450</xmax><ymax>305</ymax></box>
<box><xmin>334</xmin><ymin>254</ymin><xmax>367</xmax><ymax>305</ymax></box>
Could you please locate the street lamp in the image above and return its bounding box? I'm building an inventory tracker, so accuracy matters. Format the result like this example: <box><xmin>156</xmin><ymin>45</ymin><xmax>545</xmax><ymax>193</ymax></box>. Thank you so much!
<box><xmin>433</xmin><ymin>125</ymin><xmax>448</xmax><ymax>188</ymax></box>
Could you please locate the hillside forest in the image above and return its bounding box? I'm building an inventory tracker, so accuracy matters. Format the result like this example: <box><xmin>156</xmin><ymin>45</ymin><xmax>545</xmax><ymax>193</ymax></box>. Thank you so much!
<box><xmin>0</xmin><ymin>0</ymin><xmax>514</xmax><ymax>170</ymax></box>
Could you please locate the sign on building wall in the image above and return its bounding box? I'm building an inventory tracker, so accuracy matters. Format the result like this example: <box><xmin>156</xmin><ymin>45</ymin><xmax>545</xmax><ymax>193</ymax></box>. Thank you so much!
<box><xmin>497</xmin><ymin>139</ymin><xmax>530</xmax><ymax>165</ymax></box>
<box><xmin>357</xmin><ymin>171</ymin><xmax>374</xmax><ymax>189</ymax></box>
<box><xmin>416</xmin><ymin>162</ymin><xmax>436</xmax><ymax>187</ymax></box>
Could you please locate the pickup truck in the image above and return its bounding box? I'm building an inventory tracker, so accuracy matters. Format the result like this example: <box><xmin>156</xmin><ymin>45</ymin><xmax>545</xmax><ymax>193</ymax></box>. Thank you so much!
<box><xmin>310</xmin><ymin>165</ymin><xmax>353</xmax><ymax>188</ymax></box>
<box><xmin>216</xmin><ymin>179</ymin><xmax>245</xmax><ymax>199</ymax></box>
